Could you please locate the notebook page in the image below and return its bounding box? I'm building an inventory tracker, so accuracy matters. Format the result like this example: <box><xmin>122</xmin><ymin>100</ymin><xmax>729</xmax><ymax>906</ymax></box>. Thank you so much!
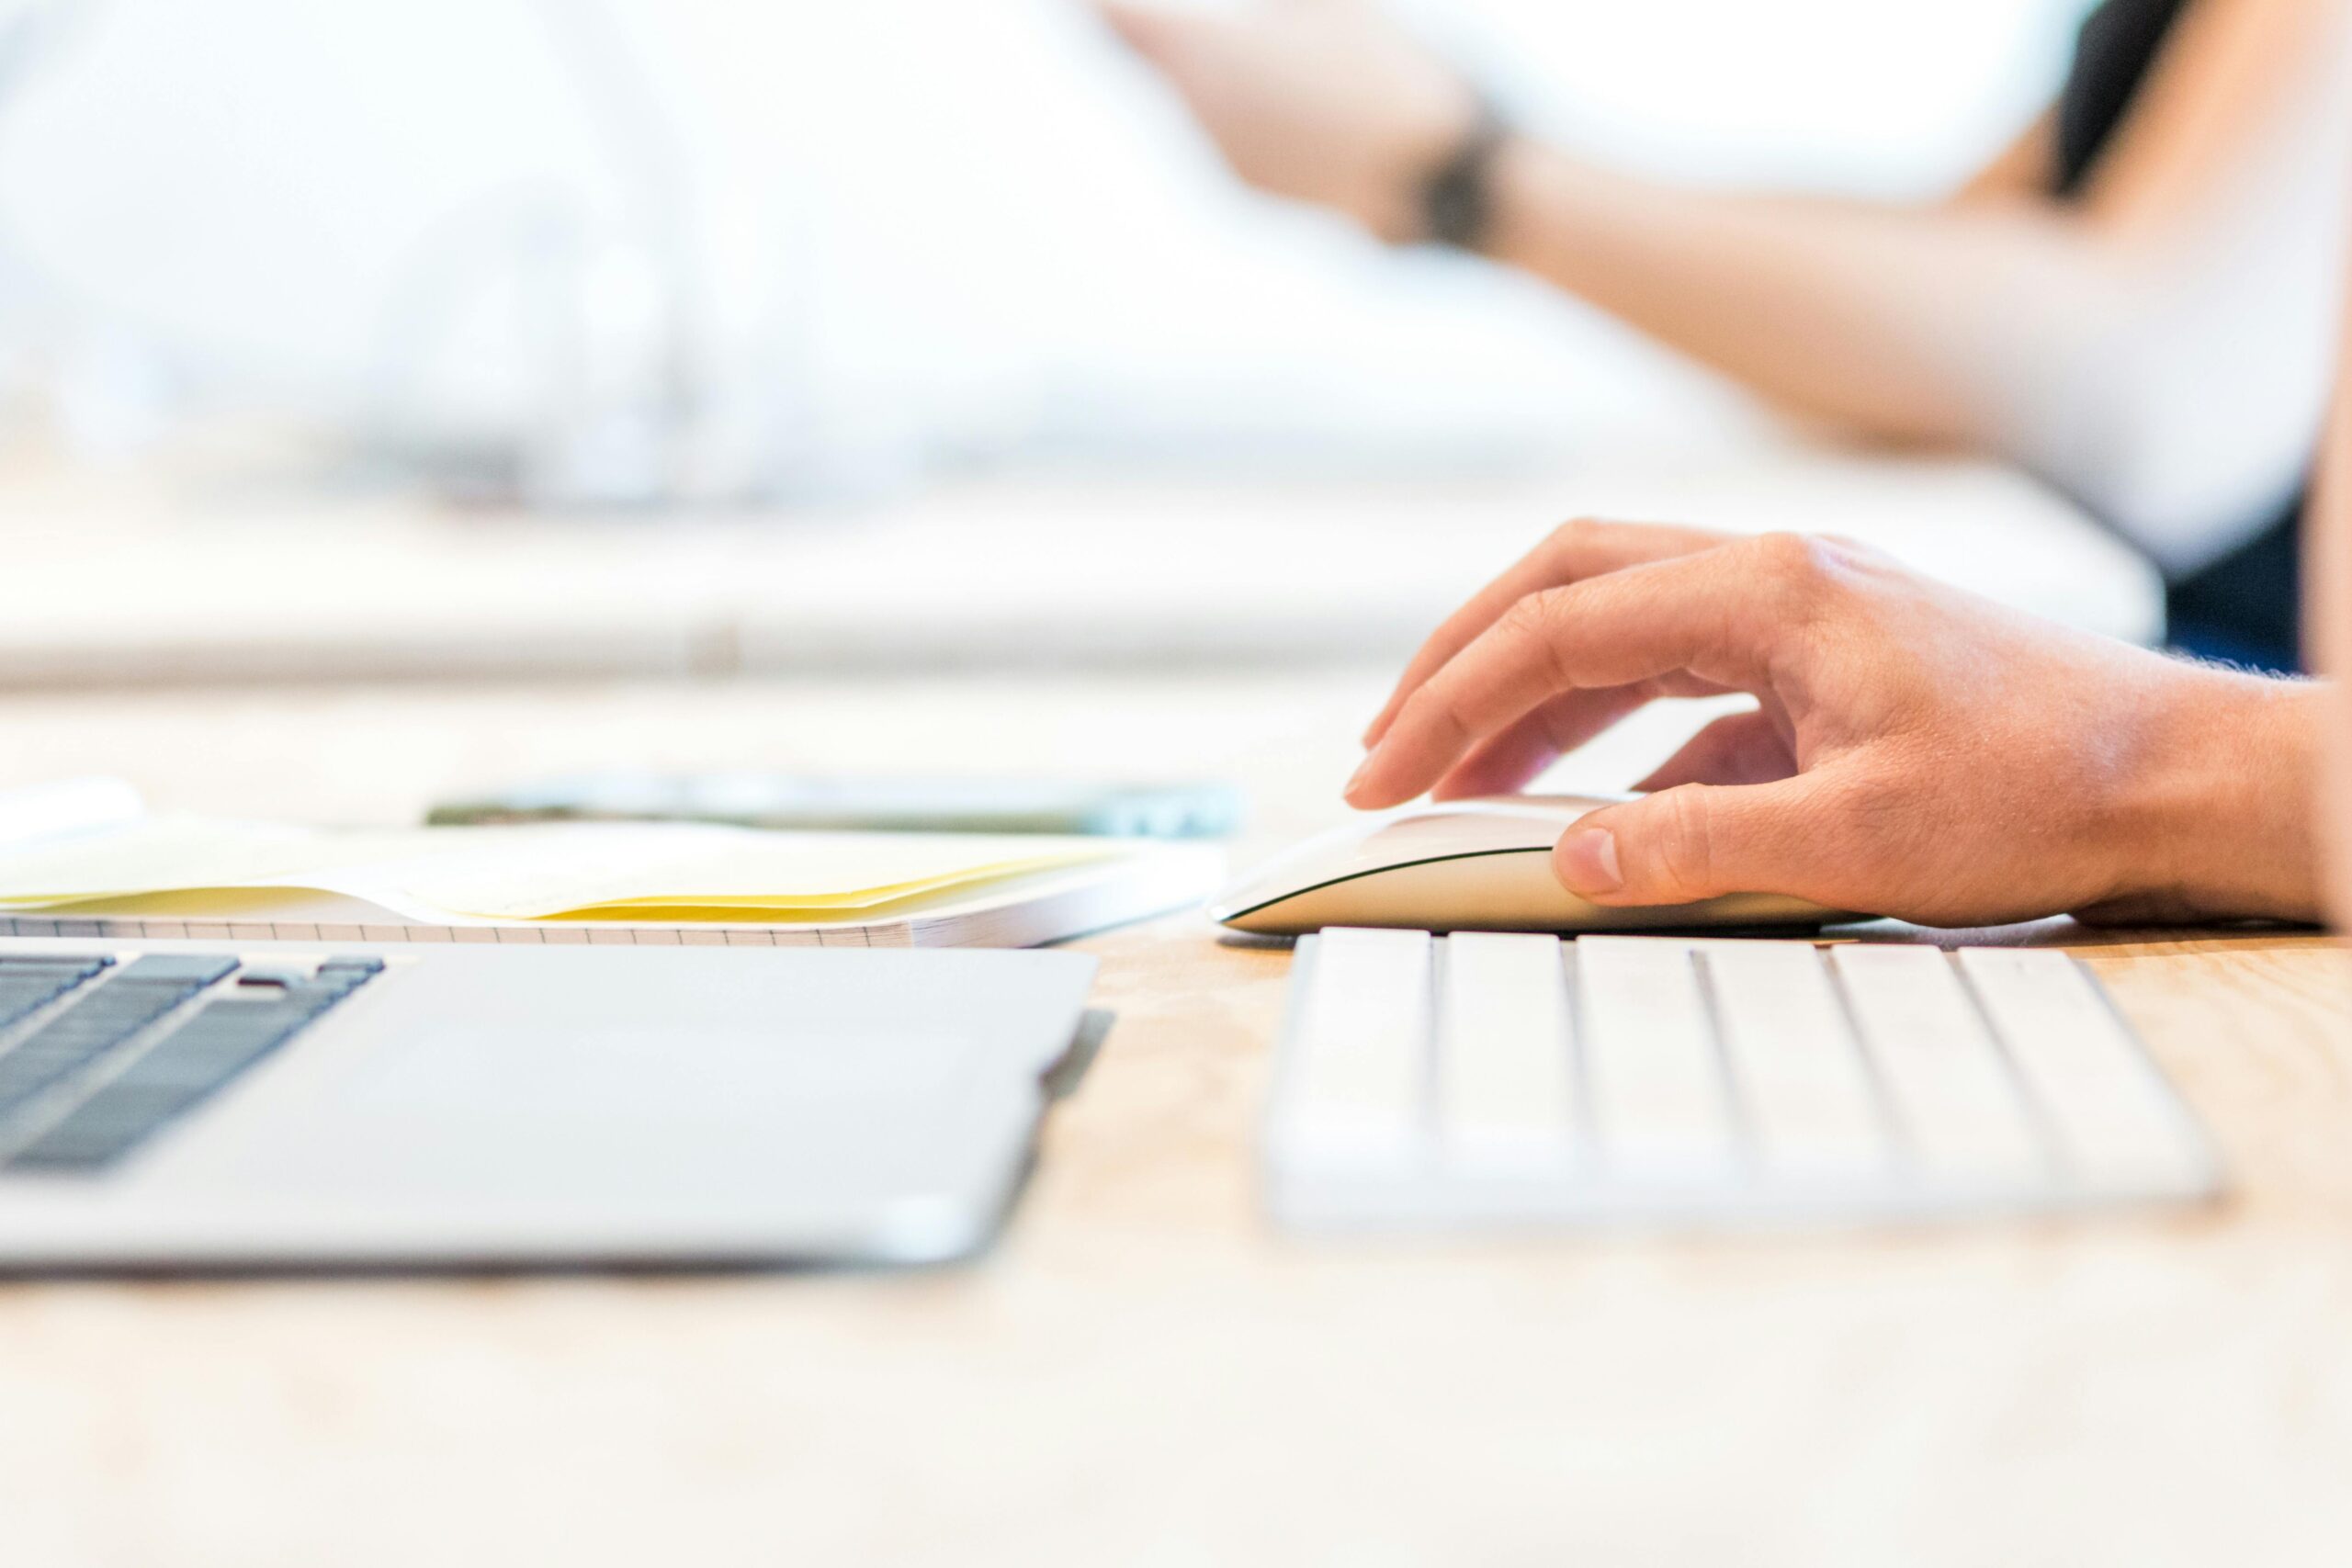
<box><xmin>342</xmin><ymin>824</ymin><xmax>1114</xmax><ymax>919</ymax></box>
<box><xmin>0</xmin><ymin>816</ymin><xmax>1119</xmax><ymax>924</ymax></box>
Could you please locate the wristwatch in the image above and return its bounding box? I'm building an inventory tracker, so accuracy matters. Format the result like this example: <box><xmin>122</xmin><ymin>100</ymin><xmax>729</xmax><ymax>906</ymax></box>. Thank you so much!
<box><xmin>1417</xmin><ymin>105</ymin><xmax>1513</xmax><ymax>253</ymax></box>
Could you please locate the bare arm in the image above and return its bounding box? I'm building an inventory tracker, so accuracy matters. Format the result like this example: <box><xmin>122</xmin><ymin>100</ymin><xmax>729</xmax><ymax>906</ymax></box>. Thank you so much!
<box><xmin>1333</xmin><ymin>210</ymin><xmax>2352</xmax><ymax>930</ymax></box>
<box><xmin>1950</xmin><ymin>111</ymin><xmax>2056</xmax><ymax>208</ymax></box>
<box><xmin>1106</xmin><ymin>0</ymin><xmax>2352</xmax><ymax>568</ymax></box>
<box><xmin>2311</xmin><ymin>261</ymin><xmax>2352</xmax><ymax>917</ymax></box>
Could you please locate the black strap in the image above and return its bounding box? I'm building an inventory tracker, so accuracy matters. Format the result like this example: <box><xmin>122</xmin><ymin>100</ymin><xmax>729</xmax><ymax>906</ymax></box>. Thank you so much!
<box><xmin>1418</xmin><ymin>106</ymin><xmax>1513</xmax><ymax>252</ymax></box>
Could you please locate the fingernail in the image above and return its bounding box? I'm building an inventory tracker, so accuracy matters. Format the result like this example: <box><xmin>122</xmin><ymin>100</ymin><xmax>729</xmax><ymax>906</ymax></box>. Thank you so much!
<box><xmin>1557</xmin><ymin>829</ymin><xmax>1623</xmax><ymax>894</ymax></box>
<box><xmin>1345</xmin><ymin>750</ymin><xmax>1385</xmax><ymax>805</ymax></box>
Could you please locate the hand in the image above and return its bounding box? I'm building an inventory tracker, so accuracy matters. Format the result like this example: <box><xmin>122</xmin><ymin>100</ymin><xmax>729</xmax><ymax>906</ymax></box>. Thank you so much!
<box><xmin>1348</xmin><ymin>521</ymin><xmax>2324</xmax><ymax>927</ymax></box>
<box><xmin>1098</xmin><ymin>0</ymin><xmax>1480</xmax><ymax>242</ymax></box>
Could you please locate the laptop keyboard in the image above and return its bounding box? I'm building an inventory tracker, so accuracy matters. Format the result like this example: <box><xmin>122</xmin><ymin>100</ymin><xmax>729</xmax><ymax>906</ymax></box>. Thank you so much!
<box><xmin>1264</xmin><ymin>930</ymin><xmax>2222</xmax><ymax>1231</ymax></box>
<box><xmin>0</xmin><ymin>953</ymin><xmax>381</xmax><ymax>1174</ymax></box>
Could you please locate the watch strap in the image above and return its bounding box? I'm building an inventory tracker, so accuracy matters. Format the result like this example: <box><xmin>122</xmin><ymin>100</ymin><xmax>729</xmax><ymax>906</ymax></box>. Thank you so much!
<box><xmin>1418</xmin><ymin>106</ymin><xmax>1512</xmax><ymax>252</ymax></box>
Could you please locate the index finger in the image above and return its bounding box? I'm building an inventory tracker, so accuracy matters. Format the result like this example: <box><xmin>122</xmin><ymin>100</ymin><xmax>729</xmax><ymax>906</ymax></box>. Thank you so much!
<box><xmin>1347</xmin><ymin>536</ymin><xmax>1811</xmax><ymax>808</ymax></box>
<box><xmin>1362</xmin><ymin>518</ymin><xmax>1729</xmax><ymax>749</ymax></box>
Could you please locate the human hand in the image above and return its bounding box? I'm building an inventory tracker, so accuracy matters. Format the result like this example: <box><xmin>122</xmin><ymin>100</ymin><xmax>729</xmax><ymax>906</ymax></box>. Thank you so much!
<box><xmin>1349</xmin><ymin>521</ymin><xmax>2324</xmax><ymax>927</ymax></box>
<box><xmin>1097</xmin><ymin>0</ymin><xmax>1479</xmax><ymax>242</ymax></box>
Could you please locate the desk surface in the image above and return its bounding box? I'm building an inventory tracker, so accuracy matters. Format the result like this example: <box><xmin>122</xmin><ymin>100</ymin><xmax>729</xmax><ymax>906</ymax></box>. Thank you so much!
<box><xmin>0</xmin><ymin>670</ymin><xmax>2343</xmax><ymax>1567</ymax></box>
<box><xmin>0</xmin><ymin>434</ymin><xmax>2161</xmax><ymax>685</ymax></box>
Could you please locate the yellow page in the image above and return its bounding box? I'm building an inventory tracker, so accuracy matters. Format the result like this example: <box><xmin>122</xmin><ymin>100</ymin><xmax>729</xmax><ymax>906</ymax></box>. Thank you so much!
<box><xmin>0</xmin><ymin>818</ymin><xmax>432</xmax><ymax>904</ymax></box>
<box><xmin>368</xmin><ymin>824</ymin><xmax>1112</xmax><ymax>919</ymax></box>
<box><xmin>0</xmin><ymin>816</ymin><xmax>1116</xmax><ymax>924</ymax></box>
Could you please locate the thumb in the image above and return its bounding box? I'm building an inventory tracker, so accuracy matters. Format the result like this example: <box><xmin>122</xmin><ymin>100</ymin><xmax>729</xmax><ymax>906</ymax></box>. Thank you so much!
<box><xmin>1554</xmin><ymin>780</ymin><xmax>1828</xmax><ymax>906</ymax></box>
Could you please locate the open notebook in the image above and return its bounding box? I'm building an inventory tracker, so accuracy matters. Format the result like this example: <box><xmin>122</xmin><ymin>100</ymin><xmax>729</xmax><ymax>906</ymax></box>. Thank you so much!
<box><xmin>0</xmin><ymin>780</ymin><xmax>1222</xmax><ymax>948</ymax></box>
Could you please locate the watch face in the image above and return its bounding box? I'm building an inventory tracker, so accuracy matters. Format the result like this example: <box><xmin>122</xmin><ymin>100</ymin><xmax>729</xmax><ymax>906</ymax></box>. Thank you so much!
<box><xmin>1427</xmin><ymin>178</ymin><xmax>1481</xmax><ymax>248</ymax></box>
<box><xmin>1420</xmin><ymin>117</ymin><xmax>1507</xmax><ymax>251</ymax></box>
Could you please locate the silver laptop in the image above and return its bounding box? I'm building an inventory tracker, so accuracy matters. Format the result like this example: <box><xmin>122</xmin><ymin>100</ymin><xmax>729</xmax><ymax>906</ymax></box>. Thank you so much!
<box><xmin>0</xmin><ymin>937</ymin><xmax>1098</xmax><ymax>1271</ymax></box>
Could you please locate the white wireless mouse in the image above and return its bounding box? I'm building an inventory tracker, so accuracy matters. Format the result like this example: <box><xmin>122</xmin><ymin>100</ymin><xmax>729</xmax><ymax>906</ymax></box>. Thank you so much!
<box><xmin>1214</xmin><ymin>795</ymin><xmax>1849</xmax><ymax>936</ymax></box>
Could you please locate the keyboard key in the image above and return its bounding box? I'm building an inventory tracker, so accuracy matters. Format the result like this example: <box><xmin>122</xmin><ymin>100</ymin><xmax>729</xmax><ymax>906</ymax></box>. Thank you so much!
<box><xmin>315</xmin><ymin>955</ymin><xmax>385</xmax><ymax>975</ymax></box>
<box><xmin>0</xmin><ymin>969</ymin><xmax>102</xmax><ymax>995</ymax></box>
<box><xmin>0</xmin><ymin>960</ymin><xmax>110</xmax><ymax>983</ymax></box>
<box><xmin>7</xmin><ymin>1087</ymin><xmax>211</xmax><ymax>1171</ymax></box>
<box><xmin>0</xmin><ymin>955</ymin><xmax>111</xmax><ymax>973</ymax></box>
<box><xmin>114</xmin><ymin>954</ymin><xmax>239</xmax><ymax>987</ymax></box>
<box><xmin>135</xmin><ymin>1000</ymin><xmax>311</xmax><ymax>1055</ymax></box>
<box><xmin>1576</xmin><ymin>937</ymin><xmax>1737</xmax><ymax>1181</ymax></box>
<box><xmin>31</xmin><ymin>1001</ymin><xmax>191</xmax><ymax>1043</ymax></box>
<box><xmin>1827</xmin><ymin>947</ymin><xmax>2048</xmax><ymax>1190</ymax></box>
<box><xmin>0</xmin><ymin>978</ymin><xmax>198</xmax><ymax>1117</ymax></box>
<box><xmin>1957</xmin><ymin>949</ymin><xmax>2213</xmax><ymax>1192</ymax></box>
<box><xmin>1435</xmin><ymin>932</ymin><xmax>1577</xmax><ymax>1175</ymax></box>
<box><xmin>1275</xmin><ymin>928</ymin><xmax>1431</xmax><ymax>1166</ymax></box>
<box><xmin>1695</xmin><ymin>942</ymin><xmax>1893</xmax><ymax>1180</ymax></box>
<box><xmin>6</xmin><ymin>975</ymin><xmax>368</xmax><ymax>1174</ymax></box>
<box><xmin>0</xmin><ymin>980</ymin><xmax>56</xmax><ymax>1010</ymax></box>
<box><xmin>0</xmin><ymin>976</ymin><xmax>86</xmax><ymax>1029</ymax></box>
<box><xmin>0</xmin><ymin>1053</ymin><xmax>84</xmax><ymax>1104</ymax></box>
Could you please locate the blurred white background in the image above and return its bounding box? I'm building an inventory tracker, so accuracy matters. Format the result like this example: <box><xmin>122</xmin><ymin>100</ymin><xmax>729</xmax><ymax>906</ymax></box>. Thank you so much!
<box><xmin>0</xmin><ymin>0</ymin><xmax>2089</xmax><ymax>502</ymax></box>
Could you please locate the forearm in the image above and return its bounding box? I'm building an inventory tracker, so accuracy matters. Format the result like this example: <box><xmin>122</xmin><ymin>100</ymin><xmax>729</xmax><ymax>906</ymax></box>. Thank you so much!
<box><xmin>1480</xmin><ymin>138</ymin><xmax>2108</xmax><ymax>447</ymax></box>
<box><xmin>1112</xmin><ymin>0</ymin><xmax>2352</xmax><ymax>556</ymax></box>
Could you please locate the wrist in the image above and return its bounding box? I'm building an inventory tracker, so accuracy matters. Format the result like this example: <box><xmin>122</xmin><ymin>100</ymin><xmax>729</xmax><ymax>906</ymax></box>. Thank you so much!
<box><xmin>2087</xmin><ymin>667</ymin><xmax>2325</xmax><ymax>924</ymax></box>
<box><xmin>1357</xmin><ymin>82</ymin><xmax>1489</xmax><ymax>245</ymax></box>
<box><xmin>1410</xmin><ymin>107</ymin><xmax>1513</xmax><ymax>252</ymax></box>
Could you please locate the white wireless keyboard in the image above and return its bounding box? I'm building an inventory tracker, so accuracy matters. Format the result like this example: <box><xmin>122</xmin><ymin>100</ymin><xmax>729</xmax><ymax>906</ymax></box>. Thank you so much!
<box><xmin>1264</xmin><ymin>930</ymin><xmax>2222</xmax><ymax>1231</ymax></box>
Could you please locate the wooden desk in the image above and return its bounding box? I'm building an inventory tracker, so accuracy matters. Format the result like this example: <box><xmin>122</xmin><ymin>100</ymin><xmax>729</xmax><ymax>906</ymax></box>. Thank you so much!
<box><xmin>0</xmin><ymin>671</ymin><xmax>2345</xmax><ymax>1567</ymax></box>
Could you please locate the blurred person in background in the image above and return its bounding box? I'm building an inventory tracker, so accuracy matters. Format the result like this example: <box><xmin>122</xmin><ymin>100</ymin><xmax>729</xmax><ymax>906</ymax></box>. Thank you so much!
<box><xmin>1103</xmin><ymin>0</ymin><xmax>2352</xmax><ymax>671</ymax></box>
